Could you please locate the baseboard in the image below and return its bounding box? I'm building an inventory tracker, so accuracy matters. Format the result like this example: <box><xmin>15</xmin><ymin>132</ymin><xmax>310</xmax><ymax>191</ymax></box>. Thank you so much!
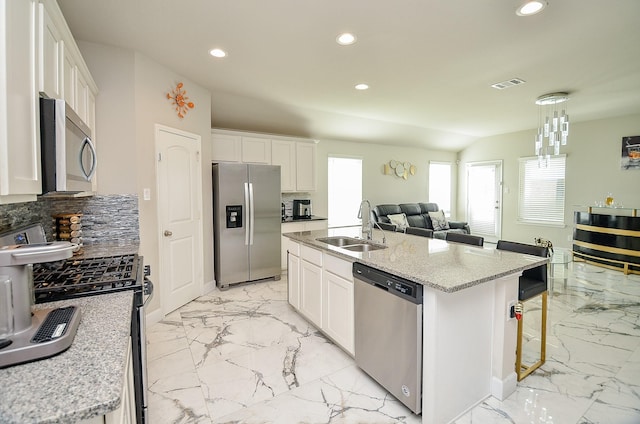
<box><xmin>146</xmin><ymin>308</ymin><xmax>163</xmax><ymax>326</ymax></box>
<box><xmin>491</xmin><ymin>373</ymin><xmax>517</xmax><ymax>401</ymax></box>
<box><xmin>202</xmin><ymin>279</ymin><xmax>216</xmax><ymax>295</ymax></box>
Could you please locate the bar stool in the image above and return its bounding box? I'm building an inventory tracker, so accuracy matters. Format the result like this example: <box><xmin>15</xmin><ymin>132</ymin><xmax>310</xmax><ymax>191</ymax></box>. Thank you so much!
<box><xmin>445</xmin><ymin>232</ymin><xmax>484</xmax><ymax>246</ymax></box>
<box><xmin>496</xmin><ymin>240</ymin><xmax>549</xmax><ymax>381</ymax></box>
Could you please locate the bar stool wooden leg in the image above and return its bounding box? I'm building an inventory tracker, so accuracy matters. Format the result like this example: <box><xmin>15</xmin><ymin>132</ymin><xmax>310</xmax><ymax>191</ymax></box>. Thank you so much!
<box><xmin>516</xmin><ymin>292</ymin><xmax>548</xmax><ymax>381</ymax></box>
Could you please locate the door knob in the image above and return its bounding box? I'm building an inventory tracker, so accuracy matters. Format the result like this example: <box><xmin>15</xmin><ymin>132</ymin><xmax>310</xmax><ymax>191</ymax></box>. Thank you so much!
<box><xmin>164</xmin><ymin>230</ymin><xmax>172</xmax><ymax>237</ymax></box>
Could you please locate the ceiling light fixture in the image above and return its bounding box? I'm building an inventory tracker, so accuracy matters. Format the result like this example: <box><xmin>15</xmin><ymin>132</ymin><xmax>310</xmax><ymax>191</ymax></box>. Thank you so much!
<box><xmin>534</xmin><ymin>92</ymin><xmax>569</xmax><ymax>166</ymax></box>
<box><xmin>354</xmin><ymin>83</ymin><xmax>369</xmax><ymax>90</ymax></box>
<box><xmin>516</xmin><ymin>0</ymin><xmax>547</xmax><ymax>16</ymax></box>
<box><xmin>209</xmin><ymin>48</ymin><xmax>227</xmax><ymax>58</ymax></box>
<box><xmin>336</xmin><ymin>33</ymin><xmax>357</xmax><ymax>45</ymax></box>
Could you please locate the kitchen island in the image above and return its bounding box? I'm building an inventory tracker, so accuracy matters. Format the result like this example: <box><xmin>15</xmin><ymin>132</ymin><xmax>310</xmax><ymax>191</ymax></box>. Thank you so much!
<box><xmin>283</xmin><ymin>227</ymin><xmax>548</xmax><ymax>424</ymax></box>
<box><xmin>0</xmin><ymin>292</ymin><xmax>134</xmax><ymax>424</ymax></box>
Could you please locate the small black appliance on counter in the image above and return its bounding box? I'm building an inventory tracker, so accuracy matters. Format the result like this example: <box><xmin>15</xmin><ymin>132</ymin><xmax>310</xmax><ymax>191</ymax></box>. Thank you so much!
<box><xmin>293</xmin><ymin>199</ymin><xmax>312</xmax><ymax>219</ymax></box>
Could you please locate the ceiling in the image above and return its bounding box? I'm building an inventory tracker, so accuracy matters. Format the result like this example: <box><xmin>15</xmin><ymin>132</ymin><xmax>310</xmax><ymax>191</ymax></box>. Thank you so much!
<box><xmin>57</xmin><ymin>0</ymin><xmax>640</xmax><ymax>152</ymax></box>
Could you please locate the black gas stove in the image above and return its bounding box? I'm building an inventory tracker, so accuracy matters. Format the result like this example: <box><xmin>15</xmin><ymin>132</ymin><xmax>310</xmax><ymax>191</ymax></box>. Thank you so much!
<box><xmin>32</xmin><ymin>254</ymin><xmax>144</xmax><ymax>303</ymax></box>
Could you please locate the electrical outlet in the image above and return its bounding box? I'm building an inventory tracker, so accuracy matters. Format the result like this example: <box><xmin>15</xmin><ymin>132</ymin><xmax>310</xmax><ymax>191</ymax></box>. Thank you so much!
<box><xmin>507</xmin><ymin>301</ymin><xmax>517</xmax><ymax>321</ymax></box>
<box><xmin>143</xmin><ymin>188</ymin><xmax>151</xmax><ymax>201</ymax></box>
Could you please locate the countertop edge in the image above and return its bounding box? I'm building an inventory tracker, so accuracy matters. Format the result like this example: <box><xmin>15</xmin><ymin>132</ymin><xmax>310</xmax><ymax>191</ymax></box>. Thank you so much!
<box><xmin>284</xmin><ymin>230</ymin><xmax>549</xmax><ymax>293</ymax></box>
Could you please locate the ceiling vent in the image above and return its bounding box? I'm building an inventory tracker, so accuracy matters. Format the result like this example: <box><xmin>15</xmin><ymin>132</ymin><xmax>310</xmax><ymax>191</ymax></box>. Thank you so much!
<box><xmin>491</xmin><ymin>78</ymin><xmax>526</xmax><ymax>90</ymax></box>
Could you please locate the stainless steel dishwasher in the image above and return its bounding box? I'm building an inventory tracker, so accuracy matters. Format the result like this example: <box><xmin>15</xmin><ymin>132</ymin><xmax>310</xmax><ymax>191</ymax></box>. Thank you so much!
<box><xmin>353</xmin><ymin>262</ymin><xmax>423</xmax><ymax>414</ymax></box>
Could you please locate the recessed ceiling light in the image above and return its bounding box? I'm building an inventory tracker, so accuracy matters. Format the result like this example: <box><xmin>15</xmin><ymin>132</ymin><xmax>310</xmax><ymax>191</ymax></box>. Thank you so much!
<box><xmin>355</xmin><ymin>83</ymin><xmax>369</xmax><ymax>90</ymax></box>
<box><xmin>516</xmin><ymin>0</ymin><xmax>547</xmax><ymax>16</ymax></box>
<box><xmin>209</xmin><ymin>48</ymin><xmax>227</xmax><ymax>58</ymax></box>
<box><xmin>336</xmin><ymin>33</ymin><xmax>357</xmax><ymax>45</ymax></box>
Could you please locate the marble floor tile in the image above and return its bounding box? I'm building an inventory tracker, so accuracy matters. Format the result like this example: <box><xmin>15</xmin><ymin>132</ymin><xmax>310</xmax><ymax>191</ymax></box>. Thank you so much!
<box><xmin>147</xmin><ymin>262</ymin><xmax>640</xmax><ymax>424</ymax></box>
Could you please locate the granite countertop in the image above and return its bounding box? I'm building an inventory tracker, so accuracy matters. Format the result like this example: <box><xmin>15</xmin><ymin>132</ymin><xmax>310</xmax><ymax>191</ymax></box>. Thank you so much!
<box><xmin>284</xmin><ymin>227</ymin><xmax>548</xmax><ymax>293</ymax></box>
<box><xmin>282</xmin><ymin>215</ymin><xmax>327</xmax><ymax>223</ymax></box>
<box><xmin>0</xmin><ymin>292</ymin><xmax>134</xmax><ymax>424</ymax></box>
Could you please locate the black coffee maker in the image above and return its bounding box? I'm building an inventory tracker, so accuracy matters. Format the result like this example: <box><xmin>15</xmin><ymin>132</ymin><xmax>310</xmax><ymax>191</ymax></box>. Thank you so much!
<box><xmin>293</xmin><ymin>199</ymin><xmax>312</xmax><ymax>219</ymax></box>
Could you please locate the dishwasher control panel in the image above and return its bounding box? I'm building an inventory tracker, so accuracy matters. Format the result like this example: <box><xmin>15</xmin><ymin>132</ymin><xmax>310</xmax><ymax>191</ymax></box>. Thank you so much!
<box><xmin>353</xmin><ymin>262</ymin><xmax>423</xmax><ymax>304</ymax></box>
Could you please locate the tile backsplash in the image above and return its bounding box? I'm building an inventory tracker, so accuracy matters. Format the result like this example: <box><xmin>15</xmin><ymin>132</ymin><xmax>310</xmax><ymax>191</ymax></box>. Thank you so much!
<box><xmin>0</xmin><ymin>194</ymin><xmax>139</xmax><ymax>244</ymax></box>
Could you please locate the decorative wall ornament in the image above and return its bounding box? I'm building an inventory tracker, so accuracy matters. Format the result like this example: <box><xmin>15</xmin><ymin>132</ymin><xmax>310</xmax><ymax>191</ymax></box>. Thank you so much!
<box><xmin>621</xmin><ymin>136</ymin><xmax>640</xmax><ymax>170</ymax></box>
<box><xmin>166</xmin><ymin>82</ymin><xmax>195</xmax><ymax>118</ymax></box>
<box><xmin>383</xmin><ymin>160</ymin><xmax>416</xmax><ymax>180</ymax></box>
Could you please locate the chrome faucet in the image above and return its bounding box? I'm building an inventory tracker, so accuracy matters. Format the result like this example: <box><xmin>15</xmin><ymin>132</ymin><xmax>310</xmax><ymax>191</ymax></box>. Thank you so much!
<box><xmin>358</xmin><ymin>200</ymin><xmax>372</xmax><ymax>240</ymax></box>
<box><xmin>358</xmin><ymin>200</ymin><xmax>386</xmax><ymax>244</ymax></box>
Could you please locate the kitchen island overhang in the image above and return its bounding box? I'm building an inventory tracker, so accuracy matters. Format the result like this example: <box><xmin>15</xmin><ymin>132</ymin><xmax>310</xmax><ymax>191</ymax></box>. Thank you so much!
<box><xmin>284</xmin><ymin>228</ymin><xmax>549</xmax><ymax>424</ymax></box>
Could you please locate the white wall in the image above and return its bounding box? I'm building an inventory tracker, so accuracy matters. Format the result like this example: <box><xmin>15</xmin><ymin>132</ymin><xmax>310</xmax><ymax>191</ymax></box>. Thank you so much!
<box><xmin>310</xmin><ymin>138</ymin><xmax>459</xmax><ymax>220</ymax></box>
<box><xmin>78</xmin><ymin>42</ymin><xmax>213</xmax><ymax>315</ymax></box>
<box><xmin>458</xmin><ymin>113</ymin><xmax>640</xmax><ymax>248</ymax></box>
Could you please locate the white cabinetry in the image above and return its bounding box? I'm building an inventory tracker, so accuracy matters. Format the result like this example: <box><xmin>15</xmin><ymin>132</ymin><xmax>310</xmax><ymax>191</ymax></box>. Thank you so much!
<box><xmin>241</xmin><ymin>136</ymin><xmax>271</xmax><ymax>163</ymax></box>
<box><xmin>300</xmin><ymin>245</ymin><xmax>323</xmax><ymax>325</ymax></box>
<box><xmin>295</xmin><ymin>143</ymin><xmax>316</xmax><ymax>192</ymax></box>
<box><xmin>39</xmin><ymin>0</ymin><xmax>98</xmax><ymax>127</ymax></box>
<box><xmin>322</xmin><ymin>253</ymin><xmax>354</xmax><ymax>354</ymax></box>
<box><xmin>211</xmin><ymin>132</ymin><xmax>241</xmax><ymax>162</ymax></box>
<box><xmin>271</xmin><ymin>139</ymin><xmax>296</xmax><ymax>191</ymax></box>
<box><xmin>281</xmin><ymin>220</ymin><xmax>327</xmax><ymax>269</ymax></box>
<box><xmin>0</xmin><ymin>0</ymin><xmax>42</xmax><ymax>204</ymax></box>
<box><xmin>211</xmin><ymin>129</ymin><xmax>317</xmax><ymax>192</ymax></box>
<box><xmin>286</xmin><ymin>239</ymin><xmax>354</xmax><ymax>355</ymax></box>
<box><xmin>272</xmin><ymin>139</ymin><xmax>316</xmax><ymax>192</ymax></box>
<box><xmin>286</xmin><ymin>238</ymin><xmax>301</xmax><ymax>309</ymax></box>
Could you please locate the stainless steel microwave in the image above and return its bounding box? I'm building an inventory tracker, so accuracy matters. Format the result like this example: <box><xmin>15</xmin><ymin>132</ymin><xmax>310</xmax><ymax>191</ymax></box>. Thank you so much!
<box><xmin>39</xmin><ymin>97</ymin><xmax>96</xmax><ymax>194</ymax></box>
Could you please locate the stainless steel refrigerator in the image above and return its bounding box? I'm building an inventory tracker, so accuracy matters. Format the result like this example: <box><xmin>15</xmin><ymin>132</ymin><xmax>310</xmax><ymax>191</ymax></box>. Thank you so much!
<box><xmin>213</xmin><ymin>163</ymin><xmax>281</xmax><ymax>289</ymax></box>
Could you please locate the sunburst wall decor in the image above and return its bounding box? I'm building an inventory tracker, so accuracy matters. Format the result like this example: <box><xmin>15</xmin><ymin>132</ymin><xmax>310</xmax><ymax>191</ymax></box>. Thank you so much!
<box><xmin>166</xmin><ymin>82</ymin><xmax>195</xmax><ymax>118</ymax></box>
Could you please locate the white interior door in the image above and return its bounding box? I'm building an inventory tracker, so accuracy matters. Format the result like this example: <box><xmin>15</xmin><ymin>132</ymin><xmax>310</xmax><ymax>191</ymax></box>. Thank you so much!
<box><xmin>156</xmin><ymin>125</ymin><xmax>203</xmax><ymax>314</ymax></box>
<box><xmin>466</xmin><ymin>161</ymin><xmax>502</xmax><ymax>243</ymax></box>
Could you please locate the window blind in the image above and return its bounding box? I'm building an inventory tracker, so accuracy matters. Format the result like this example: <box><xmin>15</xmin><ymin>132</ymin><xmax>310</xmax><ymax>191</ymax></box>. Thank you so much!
<box><xmin>518</xmin><ymin>155</ymin><xmax>566</xmax><ymax>225</ymax></box>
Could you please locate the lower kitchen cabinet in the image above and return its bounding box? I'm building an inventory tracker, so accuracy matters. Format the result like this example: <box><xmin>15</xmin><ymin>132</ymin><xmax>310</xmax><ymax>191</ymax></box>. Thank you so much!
<box><xmin>286</xmin><ymin>240</ymin><xmax>354</xmax><ymax>355</ymax></box>
<box><xmin>299</xmin><ymin>245</ymin><xmax>323</xmax><ymax>325</ymax></box>
<box><xmin>322</xmin><ymin>270</ymin><xmax>354</xmax><ymax>354</ymax></box>
<box><xmin>281</xmin><ymin>220</ymin><xmax>328</xmax><ymax>270</ymax></box>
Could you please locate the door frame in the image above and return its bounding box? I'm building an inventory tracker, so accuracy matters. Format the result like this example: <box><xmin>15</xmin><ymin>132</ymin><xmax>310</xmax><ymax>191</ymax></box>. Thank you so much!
<box><xmin>465</xmin><ymin>160</ymin><xmax>503</xmax><ymax>243</ymax></box>
<box><xmin>154</xmin><ymin>124</ymin><xmax>204</xmax><ymax>316</ymax></box>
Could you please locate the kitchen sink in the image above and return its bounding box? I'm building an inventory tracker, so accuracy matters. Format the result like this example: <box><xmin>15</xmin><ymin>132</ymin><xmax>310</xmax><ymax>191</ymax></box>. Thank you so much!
<box><xmin>316</xmin><ymin>236</ymin><xmax>364</xmax><ymax>247</ymax></box>
<box><xmin>341</xmin><ymin>243</ymin><xmax>386</xmax><ymax>252</ymax></box>
<box><xmin>316</xmin><ymin>236</ymin><xmax>387</xmax><ymax>252</ymax></box>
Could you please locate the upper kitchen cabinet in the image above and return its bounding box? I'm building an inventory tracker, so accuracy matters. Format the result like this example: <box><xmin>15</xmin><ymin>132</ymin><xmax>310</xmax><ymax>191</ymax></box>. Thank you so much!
<box><xmin>272</xmin><ymin>139</ymin><xmax>317</xmax><ymax>192</ymax></box>
<box><xmin>241</xmin><ymin>136</ymin><xmax>271</xmax><ymax>164</ymax></box>
<box><xmin>271</xmin><ymin>139</ymin><xmax>296</xmax><ymax>191</ymax></box>
<box><xmin>295</xmin><ymin>142</ymin><xmax>316</xmax><ymax>192</ymax></box>
<box><xmin>39</xmin><ymin>0</ymin><xmax>98</xmax><ymax>127</ymax></box>
<box><xmin>211</xmin><ymin>129</ymin><xmax>317</xmax><ymax>192</ymax></box>
<box><xmin>211</xmin><ymin>131</ymin><xmax>242</xmax><ymax>162</ymax></box>
<box><xmin>0</xmin><ymin>0</ymin><xmax>42</xmax><ymax>204</ymax></box>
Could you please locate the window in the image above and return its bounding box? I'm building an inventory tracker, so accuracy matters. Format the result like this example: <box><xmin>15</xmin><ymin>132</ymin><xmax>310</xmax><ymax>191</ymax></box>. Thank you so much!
<box><xmin>518</xmin><ymin>155</ymin><xmax>566</xmax><ymax>225</ymax></box>
<box><xmin>328</xmin><ymin>156</ymin><xmax>362</xmax><ymax>228</ymax></box>
<box><xmin>428</xmin><ymin>162</ymin><xmax>452</xmax><ymax>217</ymax></box>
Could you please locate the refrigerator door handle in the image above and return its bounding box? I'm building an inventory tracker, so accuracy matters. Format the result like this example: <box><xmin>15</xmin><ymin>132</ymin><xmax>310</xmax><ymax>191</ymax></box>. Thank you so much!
<box><xmin>244</xmin><ymin>182</ymin><xmax>250</xmax><ymax>246</ymax></box>
<box><xmin>249</xmin><ymin>182</ymin><xmax>255</xmax><ymax>245</ymax></box>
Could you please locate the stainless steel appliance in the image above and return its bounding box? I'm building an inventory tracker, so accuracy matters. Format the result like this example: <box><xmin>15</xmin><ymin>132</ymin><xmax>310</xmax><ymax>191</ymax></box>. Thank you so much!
<box><xmin>0</xmin><ymin>241</ymin><xmax>78</xmax><ymax>367</ymax></box>
<box><xmin>32</xmin><ymin>253</ymin><xmax>153</xmax><ymax>424</ymax></box>
<box><xmin>0</xmin><ymin>223</ymin><xmax>46</xmax><ymax>246</ymax></box>
<box><xmin>40</xmin><ymin>96</ymin><xmax>97</xmax><ymax>194</ymax></box>
<box><xmin>212</xmin><ymin>163</ymin><xmax>281</xmax><ymax>289</ymax></box>
<box><xmin>353</xmin><ymin>262</ymin><xmax>424</xmax><ymax>414</ymax></box>
<box><xmin>293</xmin><ymin>199</ymin><xmax>312</xmax><ymax>219</ymax></box>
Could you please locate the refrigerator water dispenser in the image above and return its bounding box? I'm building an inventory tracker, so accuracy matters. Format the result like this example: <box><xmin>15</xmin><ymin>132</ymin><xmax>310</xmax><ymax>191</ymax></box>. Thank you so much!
<box><xmin>226</xmin><ymin>205</ymin><xmax>243</xmax><ymax>228</ymax></box>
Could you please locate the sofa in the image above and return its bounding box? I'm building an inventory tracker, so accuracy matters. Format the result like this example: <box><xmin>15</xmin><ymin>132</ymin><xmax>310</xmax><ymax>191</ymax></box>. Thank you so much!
<box><xmin>371</xmin><ymin>203</ymin><xmax>470</xmax><ymax>240</ymax></box>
